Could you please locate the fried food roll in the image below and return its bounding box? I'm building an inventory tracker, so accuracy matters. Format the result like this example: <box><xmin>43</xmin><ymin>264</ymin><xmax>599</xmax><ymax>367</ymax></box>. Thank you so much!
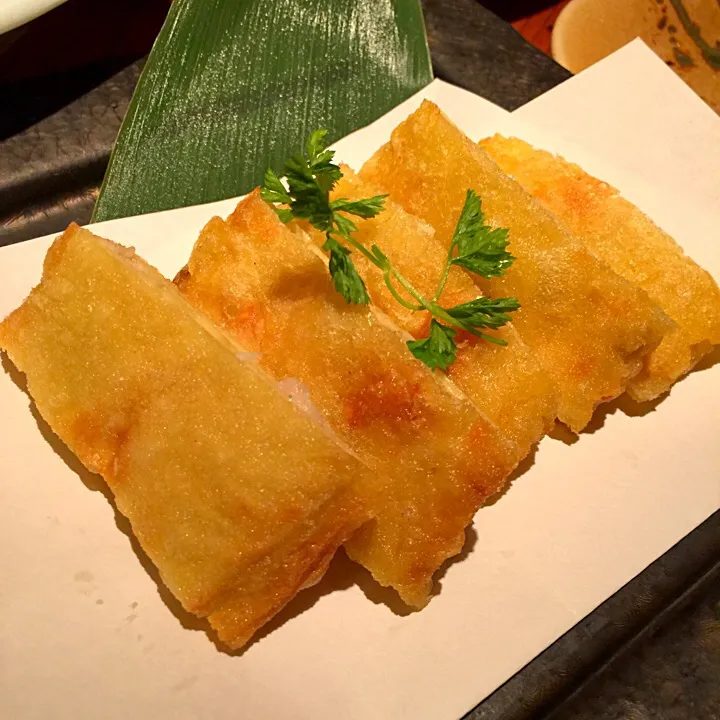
<box><xmin>0</xmin><ymin>225</ymin><xmax>369</xmax><ymax>650</ymax></box>
<box><xmin>176</xmin><ymin>191</ymin><xmax>519</xmax><ymax>608</ymax></box>
<box><xmin>480</xmin><ymin>135</ymin><xmax>720</xmax><ymax>401</ymax></box>
<box><xmin>298</xmin><ymin>165</ymin><xmax>558</xmax><ymax>458</ymax></box>
<box><xmin>360</xmin><ymin>101</ymin><xmax>673</xmax><ymax>431</ymax></box>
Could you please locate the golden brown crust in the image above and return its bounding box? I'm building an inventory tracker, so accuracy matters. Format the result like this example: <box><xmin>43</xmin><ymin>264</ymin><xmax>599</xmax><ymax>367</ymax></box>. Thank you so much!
<box><xmin>480</xmin><ymin>135</ymin><xmax>720</xmax><ymax>401</ymax></box>
<box><xmin>176</xmin><ymin>191</ymin><xmax>520</xmax><ymax>607</ymax></box>
<box><xmin>0</xmin><ymin>224</ymin><xmax>368</xmax><ymax>648</ymax></box>
<box><xmin>208</xmin><ymin>488</ymin><xmax>363</xmax><ymax>648</ymax></box>
<box><xmin>295</xmin><ymin>167</ymin><xmax>558</xmax><ymax>457</ymax></box>
<box><xmin>360</xmin><ymin>101</ymin><xmax>673</xmax><ymax>430</ymax></box>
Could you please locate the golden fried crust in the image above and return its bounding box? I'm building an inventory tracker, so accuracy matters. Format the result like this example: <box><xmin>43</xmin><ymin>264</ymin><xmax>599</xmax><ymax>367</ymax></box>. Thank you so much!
<box><xmin>0</xmin><ymin>224</ymin><xmax>368</xmax><ymax>650</ymax></box>
<box><xmin>176</xmin><ymin>191</ymin><xmax>520</xmax><ymax>607</ymax></box>
<box><xmin>361</xmin><ymin>101</ymin><xmax>674</xmax><ymax>431</ymax></box>
<box><xmin>480</xmin><ymin>135</ymin><xmax>720</xmax><ymax>401</ymax></box>
<box><xmin>296</xmin><ymin>167</ymin><xmax>558</xmax><ymax>457</ymax></box>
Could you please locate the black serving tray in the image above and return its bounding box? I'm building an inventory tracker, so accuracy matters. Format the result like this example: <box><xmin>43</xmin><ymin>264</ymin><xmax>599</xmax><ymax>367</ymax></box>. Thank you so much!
<box><xmin>1</xmin><ymin>1</ymin><xmax>717</xmax><ymax>718</ymax></box>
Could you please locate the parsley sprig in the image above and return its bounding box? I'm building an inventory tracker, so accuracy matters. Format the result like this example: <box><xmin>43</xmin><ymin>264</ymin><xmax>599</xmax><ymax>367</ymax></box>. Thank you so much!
<box><xmin>261</xmin><ymin>129</ymin><xmax>520</xmax><ymax>370</ymax></box>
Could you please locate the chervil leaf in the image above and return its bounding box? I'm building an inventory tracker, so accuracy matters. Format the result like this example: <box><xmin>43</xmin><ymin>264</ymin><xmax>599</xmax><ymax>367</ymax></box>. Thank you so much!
<box><xmin>331</xmin><ymin>195</ymin><xmax>388</xmax><ymax>219</ymax></box>
<box><xmin>323</xmin><ymin>237</ymin><xmax>370</xmax><ymax>305</ymax></box>
<box><xmin>306</xmin><ymin>129</ymin><xmax>329</xmax><ymax>165</ymax></box>
<box><xmin>452</xmin><ymin>227</ymin><xmax>514</xmax><ymax>277</ymax></box>
<box><xmin>261</xmin><ymin>130</ymin><xmax>519</xmax><ymax>367</ymax></box>
<box><xmin>312</xmin><ymin>160</ymin><xmax>343</xmax><ymax>196</ymax></box>
<box><xmin>274</xmin><ymin>207</ymin><xmax>294</xmax><ymax>224</ymax></box>
<box><xmin>407</xmin><ymin>320</ymin><xmax>457</xmax><ymax>370</ymax></box>
<box><xmin>332</xmin><ymin>213</ymin><xmax>358</xmax><ymax>240</ymax></box>
<box><xmin>301</xmin><ymin>130</ymin><xmax>342</xmax><ymax>195</ymax></box>
<box><xmin>261</xmin><ymin>129</ymin><xmax>380</xmax><ymax>307</ymax></box>
<box><xmin>450</xmin><ymin>189</ymin><xmax>514</xmax><ymax>278</ymax></box>
<box><xmin>445</xmin><ymin>296</ymin><xmax>520</xmax><ymax>330</ymax></box>
<box><xmin>284</xmin><ymin>155</ymin><xmax>334</xmax><ymax>228</ymax></box>
<box><xmin>281</xmin><ymin>128</ymin><xmax>342</xmax><ymax>225</ymax></box>
<box><xmin>260</xmin><ymin>168</ymin><xmax>292</xmax><ymax>204</ymax></box>
<box><xmin>450</xmin><ymin>189</ymin><xmax>484</xmax><ymax>251</ymax></box>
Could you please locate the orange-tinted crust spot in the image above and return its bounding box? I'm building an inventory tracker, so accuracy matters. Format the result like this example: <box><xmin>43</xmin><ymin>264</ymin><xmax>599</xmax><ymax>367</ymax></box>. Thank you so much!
<box><xmin>70</xmin><ymin>409</ymin><xmax>133</xmax><ymax>480</ymax></box>
<box><xmin>224</xmin><ymin>301</ymin><xmax>266</xmax><ymax>343</ymax></box>
<box><xmin>571</xmin><ymin>356</ymin><xmax>597</xmax><ymax>380</ymax></box>
<box><xmin>344</xmin><ymin>368</ymin><xmax>432</xmax><ymax>431</ymax></box>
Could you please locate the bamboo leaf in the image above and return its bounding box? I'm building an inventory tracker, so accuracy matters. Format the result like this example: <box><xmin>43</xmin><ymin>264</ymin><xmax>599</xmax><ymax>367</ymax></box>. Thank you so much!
<box><xmin>93</xmin><ymin>0</ymin><xmax>432</xmax><ymax>222</ymax></box>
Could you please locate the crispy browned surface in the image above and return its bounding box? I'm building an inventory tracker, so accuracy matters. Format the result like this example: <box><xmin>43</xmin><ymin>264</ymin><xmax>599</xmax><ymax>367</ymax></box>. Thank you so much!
<box><xmin>480</xmin><ymin>135</ymin><xmax>720</xmax><ymax>401</ymax></box>
<box><xmin>176</xmin><ymin>191</ymin><xmax>519</xmax><ymax>607</ymax></box>
<box><xmin>0</xmin><ymin>225</ymin><xmax>368</xmax><ymax>650</ymax></box>
<box><xmin>298</xmin><ymin>167</ymin><xmax>558</xmax><ymax>456</ymax></box>
<box><xmin>360</xmin><ymin>101</ymin><xmax>673</xmax><ymax>431</ymax></box>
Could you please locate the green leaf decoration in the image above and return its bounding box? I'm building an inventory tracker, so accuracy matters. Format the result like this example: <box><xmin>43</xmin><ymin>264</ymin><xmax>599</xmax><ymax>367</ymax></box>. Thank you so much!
<box><xmin>445</xmin><ymin>296</ymin><xmax>520</xmax><ymax>330</ymax></box>
<box><xmin>449</xmin><ymin>190</ymin><xmax>515</xmax><ymax>279</ymax></box>
<box><xmin>323</xmin><ymin>236</ymin><xmax>371</xmax><ymax>305</ymax></box>
<box><xmin>93</xmin><ymin>0</ymin><xmax>433</xmax><ymax>222</ymax></box>
<box><xmin>407</xmin><ymin>320</ymin><xmax>458</xmax><ymax>371</ymax></box>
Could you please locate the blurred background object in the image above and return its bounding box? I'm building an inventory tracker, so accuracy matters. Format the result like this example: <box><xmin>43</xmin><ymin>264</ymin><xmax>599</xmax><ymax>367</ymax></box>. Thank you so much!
<box><xmin>0</xmin><ymin>0</ymin><xmax>68</xmax><ymax>35</ymax></box>
<box><xmin>0</xmin><ymin>0</ymin><xmax>167</xmax><ymax>139</ymax></box>
<box><xmin>485</xmin><ymin>0</ymin><xmax>719</xmax><ymax>113</ymax></box>
<box><xmin>483</xmin><ymin>0</ymin><xmax>571</xmax><ymax>54</ymax></box>
<box><xmin>551</xmin><ymin>0</ymin><xmax>720</xmax><ymax>112</ymax></box>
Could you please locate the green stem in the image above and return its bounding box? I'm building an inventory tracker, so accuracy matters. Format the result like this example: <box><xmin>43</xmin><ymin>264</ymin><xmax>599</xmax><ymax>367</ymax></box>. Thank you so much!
<box><xmin>432</xmin><ymin>246</ymin><xmax>456</xmax><ymax>302</ymax></box>
<box><xmin>468</xmin><ymin>330</ymin><xmax>507</xmax><ymax>346</ymax></box>
<box><xmin>388</xmin><ymin>267</ymin><xmax>467</xmax><ymax>330</ymax></box>
<box><xmin>330</xmin><ymin>219</ymin><xmax>506</xmax><ymax>343</ymax></box>
<box><xmin>329</xmin><ymin>230</ymin><xmax>382</xmax><ymax>268</ymax></box>
<box><xmin>388</xmin><ymin>267</ymin><xmax>430</xmax><ymax>309</ymax></box>
<box><xmin>383</xmin><ymin>271</ymin><xmax>424</xmax><ymax>311</ymax></box>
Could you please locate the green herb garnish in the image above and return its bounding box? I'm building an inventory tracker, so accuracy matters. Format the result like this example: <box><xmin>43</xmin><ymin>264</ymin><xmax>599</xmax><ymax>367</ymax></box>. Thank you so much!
<box><xmin>261</xmin><ymin>130</ymin><xmax>520</xmax><ymax>370</ymax></box>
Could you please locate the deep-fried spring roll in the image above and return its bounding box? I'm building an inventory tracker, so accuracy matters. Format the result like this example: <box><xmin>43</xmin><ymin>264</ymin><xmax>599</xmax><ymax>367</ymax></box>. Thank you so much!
<box><xmin>298</xmin><ymin>166</ymin><xmax>558</xmax><ymax>458</ymax></box>
<box><xmin>176</xmin><ymin>191</ymin><xmax>519</xmax><ymax>608</ymax></box>
<box><xmin>0</xmin><ymin>225</ymin><xmax>369</xmax><ymax>650</ymax></box>
<box><xmin>480</xmin><ymin>135</ymin><xmax>720</xmax><ymax>401</ymax></box>
<box><xmin>360</xmin><ymin>101</ymin><xmax>674</xmax><ymax>432</ymax></box>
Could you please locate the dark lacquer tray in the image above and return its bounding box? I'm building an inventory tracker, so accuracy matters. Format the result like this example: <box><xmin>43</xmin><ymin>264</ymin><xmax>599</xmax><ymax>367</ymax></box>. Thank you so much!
<box><xmin>1</xmin><ymin>1</ymin><xmax>717</xmax><ymax>718</ymax></box>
